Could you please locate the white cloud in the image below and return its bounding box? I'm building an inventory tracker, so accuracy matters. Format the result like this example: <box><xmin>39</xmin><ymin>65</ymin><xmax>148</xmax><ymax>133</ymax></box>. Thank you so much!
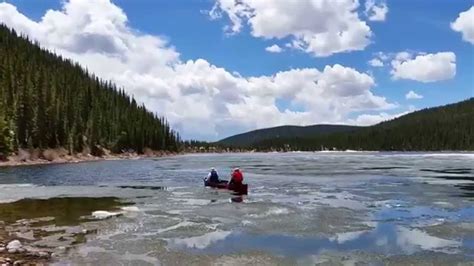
<box><xmin>405</xmin><ymin>90</ymin><xmax>423</xmax><ymax>100</ymax></box>
<box><xmin>451</xmin><ymin>6</ymin><xmax>474</xmax><ymax>44</ymax></box>
<box><xmin>364</xmin><ymin>0</ymin><xmax>388</xmax><ymax>21</ymax></box>
<box><xmin>376</xmin><ymin>51</ymin><xmax>390</xmax><ymax>61</ymax></box>
<box><xmin>209</xmin><ymin>0</ymin><xmax>372</xmax><ymax>57</ymax></box>
<box><xmin>265</xmin><ymin>44</ymin><xmax>283</xmax><ymax>53</ymax></box>
<box><xmin>391</xmin><ymin>52</ymin><xmax>456</xmax><ymax>82</ymax></box>
<box><xmin>0</xmin><ymin>0</ymin><xmax>395</xmax><ymax>140</ymax></box>
<box><xmin>368</xmin><ymin>51</ymin><xmax>390</xmax><ymax>67</ymax></box>
<box><xmin>368</xmin><ymin>58</ymin><xmax>384</xmax><ymax>67</ymax></box>
<box><xmin>349</xmin><ymin>109</ymin><xmax>411</xmax><ymax>126</ymax></box>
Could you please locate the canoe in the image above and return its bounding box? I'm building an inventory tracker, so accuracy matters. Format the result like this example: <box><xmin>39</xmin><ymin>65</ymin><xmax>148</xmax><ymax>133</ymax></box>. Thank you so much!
<box><xmin>204</xmin><ymin>179</ymin><xmax>248</xmax><ymax>195</ymax></box>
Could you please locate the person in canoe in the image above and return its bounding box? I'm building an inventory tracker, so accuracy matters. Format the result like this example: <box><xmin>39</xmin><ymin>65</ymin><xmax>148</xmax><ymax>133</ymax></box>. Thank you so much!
<box><xmin>207</xmin><ymin>167</ymin><xmax>220</xmax><ymax>183</ymax></box>
<box><xmin>229</xmin><ymin>168</ymin><xmax>243</xmax><ymax>186</ymax></box>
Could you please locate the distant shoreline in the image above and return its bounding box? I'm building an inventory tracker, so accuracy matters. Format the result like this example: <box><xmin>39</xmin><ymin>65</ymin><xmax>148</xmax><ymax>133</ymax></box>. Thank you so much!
<box><xmin>0</xmin><ymin>151</ymin><xmax>181</xmax><ymax>168</ymax></box>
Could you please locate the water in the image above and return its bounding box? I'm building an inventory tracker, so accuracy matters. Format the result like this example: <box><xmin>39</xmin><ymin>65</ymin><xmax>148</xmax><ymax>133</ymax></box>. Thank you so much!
<box><xmin>0</xmin><ymin>152</ymin><xmax>473</xmax><ymax>265</ymax></box>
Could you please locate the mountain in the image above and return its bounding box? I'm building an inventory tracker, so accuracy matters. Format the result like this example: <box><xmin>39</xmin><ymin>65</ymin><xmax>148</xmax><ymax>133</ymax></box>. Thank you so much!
<box><xmin>218</xmin><ymin>124</ymin><xmax>361</xmax><ymax>147</ymax></box>
<box><xmin>0</xmin><ymin>25</ymin><xmax>180</xmax><ymax>157</ymax></box>
<box><xmin>251</xmin><ymin>98</ymin><xmax>474</xmax><ymax>151</ymax></box>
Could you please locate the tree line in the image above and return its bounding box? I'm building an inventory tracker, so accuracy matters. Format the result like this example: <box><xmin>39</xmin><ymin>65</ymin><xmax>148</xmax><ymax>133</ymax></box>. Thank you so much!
<box><xmin>252</xmin><ymin>98</ymin><xmax>474</xmax><ymax>151</ymax></box>
<box><xmin>0</xmin><ymin>25</ymin><xmax>180</xmax><ymax>158</ymax></box>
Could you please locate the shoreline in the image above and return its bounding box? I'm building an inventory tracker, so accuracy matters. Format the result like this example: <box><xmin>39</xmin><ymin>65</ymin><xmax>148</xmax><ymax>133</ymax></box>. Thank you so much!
<box><xmin>0</xmin><ymin>152</ymin><xmax>182</xmax><ymax>168</ymax></box>
<box><xmin>0</xmin><ymin>224</ymin><xmax>50</xmax><ymax>265</ymax></box>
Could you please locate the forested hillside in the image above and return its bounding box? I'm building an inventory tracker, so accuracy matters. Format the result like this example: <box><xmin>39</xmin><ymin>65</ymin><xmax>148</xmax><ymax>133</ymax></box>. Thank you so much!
<box><xmin>252</xmin><ymin>98</ymin><xmax>474</xmax><ymax>151</ymax></box>
<box><xmin>219</xmin><ymin>124</ymin><xmax>361</xmax><ymax>147</ymax></box>
<box><xmin>0</xmin><ymin>25</ymin><xmax>180</xmax><ymax>158</ymax></box>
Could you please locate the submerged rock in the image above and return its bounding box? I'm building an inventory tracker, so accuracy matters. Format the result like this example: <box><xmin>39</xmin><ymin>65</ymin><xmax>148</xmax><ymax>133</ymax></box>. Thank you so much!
<box><xmin>15</xmin><ymin>230</ymin><xmax>35</xmax><ymax>241</ymax></box>
<box><xmin>37</xmin><ymin>251</ymin><xmax>50</xmax><ymax>258</ymax></box>
<box><xmin>6</xmin><ymin>240</ymin><xmax>22</xmax><ymax>251</ymax></box>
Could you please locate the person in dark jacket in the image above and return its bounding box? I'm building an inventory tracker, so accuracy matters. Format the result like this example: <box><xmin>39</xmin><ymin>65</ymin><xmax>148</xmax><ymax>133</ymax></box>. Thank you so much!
<box><xmin>207</xmin><ymin>167</ymin><xmax>220</xmax><ymax>183</ymax></box>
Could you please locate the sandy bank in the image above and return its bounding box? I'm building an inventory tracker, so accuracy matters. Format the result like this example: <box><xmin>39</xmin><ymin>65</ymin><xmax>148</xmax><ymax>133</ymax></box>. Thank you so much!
<box><xmin>0</xmin><ymin>150</ymin><xmax>181</xmax><ymax>168</ymax></box>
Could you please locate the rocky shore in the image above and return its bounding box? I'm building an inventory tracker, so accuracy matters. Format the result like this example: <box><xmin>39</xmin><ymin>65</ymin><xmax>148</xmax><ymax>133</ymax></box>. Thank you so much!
<box><xmin>0</xmin><ymin>148</ymin><xmax>181</xmax><ymax>168</ymax></box>
<box><xmin>0</xmin><ymin>197</ymin><xmax>131</xmax><ymax>265</ymax></box>
<box><xmin>0</xmin><ymin>234</ymin><xmax>51</xmax><ymax>265</ymax></box>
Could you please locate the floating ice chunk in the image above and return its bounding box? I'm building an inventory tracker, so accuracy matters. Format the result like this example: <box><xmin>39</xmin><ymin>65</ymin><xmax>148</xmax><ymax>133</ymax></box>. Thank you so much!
<box><xmin>121</xmin><ymin>206</ymin><xmax>140</xmax><ymax>212</ymax></box>
<box><xmin>92</xmin><ymin>205</ymin><xmax>140</xmax><ymax>219</ymax></box>
<box><xmin>92</xmin><ymin>210</ymin><xmax>121</xmax><ymax>219</ymax></box>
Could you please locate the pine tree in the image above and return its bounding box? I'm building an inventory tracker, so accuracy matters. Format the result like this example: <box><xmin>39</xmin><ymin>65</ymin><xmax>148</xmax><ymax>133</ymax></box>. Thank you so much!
<box><xmin>0</xmin><ymin>108</ymin><xmax>12</xmax><ymax>158</ymax></box>
<box><xmin>0</xmin><ymin>24</ymin><xmax>181</xmax><ymax>156</ymax></box>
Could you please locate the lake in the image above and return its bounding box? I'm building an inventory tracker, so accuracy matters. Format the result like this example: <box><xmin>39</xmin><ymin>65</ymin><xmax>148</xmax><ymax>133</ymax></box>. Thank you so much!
<box><xmin>0</xmin><ymin>152</ymin><xmax>473</xmax><ymax>265</ymax></box>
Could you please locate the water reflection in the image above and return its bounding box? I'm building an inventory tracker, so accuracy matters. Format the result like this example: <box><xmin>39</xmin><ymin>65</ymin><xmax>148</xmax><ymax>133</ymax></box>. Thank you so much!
<box><xmin>172</xmin><ymin>223</ymin><xmax>465</xmax><ymax>257</ymax></box>
<box><xmin>1</xmin><ymin>153</ymin><xmax>474</xmax><ymax>264</ymax></box>
<box><xmin>0</xmin><ymin>197</ymin><xmax>131</xmax><ymax>225</ymax></box>
<box><xmin>455</xmin><ymin>184</ymin><xmax>474</xmax><ymax>198</ymax></box>
<box><xmin>231</xmin><ymin>196</ymin><xmax>244</xmax><ymax>203</ymax></box>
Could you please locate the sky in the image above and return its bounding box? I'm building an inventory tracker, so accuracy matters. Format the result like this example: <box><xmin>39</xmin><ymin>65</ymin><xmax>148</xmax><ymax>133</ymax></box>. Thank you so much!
<box><xmin>0</xmin><ymin>0</ymin><xmax>473</xmax><ymax>141</ymax></box>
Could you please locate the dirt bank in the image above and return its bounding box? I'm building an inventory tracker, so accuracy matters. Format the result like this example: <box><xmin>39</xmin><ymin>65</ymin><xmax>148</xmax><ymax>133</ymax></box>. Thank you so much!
<box><xmin>0</xmin><ymin>149</ymin><xmax>181</xmax><ymax>168</ymax></box>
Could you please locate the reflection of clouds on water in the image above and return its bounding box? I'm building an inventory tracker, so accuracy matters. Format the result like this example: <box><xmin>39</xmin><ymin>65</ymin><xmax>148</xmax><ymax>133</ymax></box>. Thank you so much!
<box><xmin>169</xmin><ymin>230</ymin><xmax>232</xmax><ymax>249</ymax></box>
<box><xmin>172</xmin><ymin>223</ymin><xmax>463</xmax><ymax>257</ymax></box>
<box><xmin>396</xmin><ymin>227</ymin><xmax>460</xmax><ymax>254</ymax></box>
<box><xmin>376</xmin><ymin>235</ymin><xmax>388</xmax><ymax>246</ymax></box>
<box><xmin>330</xmin><ymin>230</ymin><xmax>368</xmax><ymax>244</ymax></box>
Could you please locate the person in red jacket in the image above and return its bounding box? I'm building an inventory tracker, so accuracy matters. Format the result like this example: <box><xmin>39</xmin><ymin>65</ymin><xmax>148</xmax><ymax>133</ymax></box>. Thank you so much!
<box><xmin>229</xmin><ymin>168</ymin><xmax>243</xmax><ymax>185</ymax></box>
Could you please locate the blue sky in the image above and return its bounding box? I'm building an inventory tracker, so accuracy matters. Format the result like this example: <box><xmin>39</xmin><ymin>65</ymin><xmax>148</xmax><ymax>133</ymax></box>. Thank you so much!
<box><xmin>1</xmin><ymin>0</ymin><xmax>473</xmax><ymax>140</ymax></box>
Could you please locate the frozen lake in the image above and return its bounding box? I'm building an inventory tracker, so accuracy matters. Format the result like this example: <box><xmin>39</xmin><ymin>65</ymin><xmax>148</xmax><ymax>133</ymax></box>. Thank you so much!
<box><xmin>0</xmin><ymin>152</ymin><xmax>473</xmax><ymax>265</ymax></box>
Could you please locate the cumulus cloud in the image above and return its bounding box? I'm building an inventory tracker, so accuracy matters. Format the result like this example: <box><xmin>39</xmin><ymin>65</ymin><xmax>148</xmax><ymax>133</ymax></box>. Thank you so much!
<box><xmin>368</xmin><ymin>58</ymin><xmax>384</xmax><ymax>67</ymax></box>
<box><xmin>368</xmin><ymin>51</ymin><xmax>390</xmax><ymax>67</ymax></box>
<box><xmin>0</xmin><ymin>0</ymin><xmax>395</xmax><ymax>140</ymax></box>
<box><xmin>349</xmin><ymin>108</ymin><xmax>413</xmax><ymax>126</ymax></box>
<box><xmin>265</xmin><ymin>44</ymin><xmax>283</xmax><ymax>53</ymax></box>
<box><xmin>364</xmin><ymin>0</ymin><xmax>388</xmax><ymax>21</ymax></box>
<box><xmin>405</xmin><ymin>90</ymin><xmax>423</xmax><ymax>100</ymax></box>
<box><xmin>391</xmin><ymin>52</ymin><xmax>456</xmax><ymax>82</ymax></box>
<box><xmin>209</xmin><ymin>0</ymin><xmax>372</xmax><ymax>57</ymax></box>
<box><xmin>349</xmin><ymin>112</ymin><xmax>396</xmax><ymax>126</ymax></box>
<box><xmin>451</xmin><ymin>6</ymin><xmax>474</xmax><ymax>44</ymax></box>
